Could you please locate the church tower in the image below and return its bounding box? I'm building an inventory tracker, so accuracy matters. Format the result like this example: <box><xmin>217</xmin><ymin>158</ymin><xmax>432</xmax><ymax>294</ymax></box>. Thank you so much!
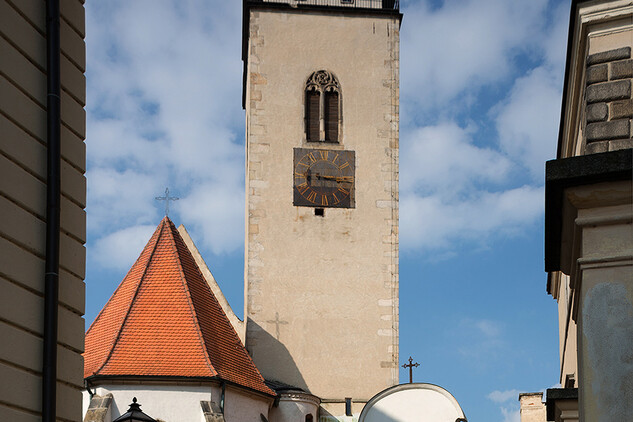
<box><xmin>242</xmin><ymin>0</ymin><xmax>401</xmax><ymax>418</ymax></box>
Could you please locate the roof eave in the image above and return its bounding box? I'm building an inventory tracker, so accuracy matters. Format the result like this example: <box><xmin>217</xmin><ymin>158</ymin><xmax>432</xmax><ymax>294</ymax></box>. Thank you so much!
<box><xmin>86</xmin><ymin>374</ymin><xmax>277</xmax><ymax>398</ymax></box>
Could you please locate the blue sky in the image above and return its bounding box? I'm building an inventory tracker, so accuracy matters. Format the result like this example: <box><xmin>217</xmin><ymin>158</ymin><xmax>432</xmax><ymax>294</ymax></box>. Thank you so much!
<box><xmin>84</xmin><ymin>1</ymin><xmax>570</xmax><ymax>420</ymax></box>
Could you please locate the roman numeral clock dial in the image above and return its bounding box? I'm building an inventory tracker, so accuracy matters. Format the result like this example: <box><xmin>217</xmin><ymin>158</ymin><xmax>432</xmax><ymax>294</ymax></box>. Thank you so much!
<box><xmin>293</xmin><ymin>148</ymin><xmax>355</xmax><ymax>208</ymax></box>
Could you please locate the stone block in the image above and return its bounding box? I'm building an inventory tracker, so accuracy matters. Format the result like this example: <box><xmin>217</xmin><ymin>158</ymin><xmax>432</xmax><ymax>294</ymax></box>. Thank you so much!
<box><xmin>609</xmin><ymin>59</ymin><xmax>633</xmax><ymax>80</ymax></box>
<box><xmin>60</xmin><ymin>18</ymin><xmax>86</xmax><ymax>72</ymax></box>
<box><xmin>586</xmin><ymin>119</ymin><xmax>630</xmax><ymax>141</ymax></box>
<box><xmin>586</xmin><ymin>64</ymin><xmax>607</xmax><ymax>85</ymax></box>
<box><xmin>585</xmin><ymin>141</ymin><xmax>609</xmax><ymax>154</ymax></box>
<box><xmin>250</xmin><ymin>72</ymin><xmax>267</xmax><ymax>85</ymax></box>
<box><xmin>610</xmin><ymin>99</ymin><xmax>633</xmax><ymax>119</ymax></box>
<box><xmin>0</xmin><ymin>237</ymin><xmax>85</xmax><ymax>313</ymax></box>
<box><xmin>61</xmin><ymin>0</ymin><xmax>86</xmax><ymax>38</ymax></box>
<box><xmin>586</xmin><ymin>80</ymin><xmax>631</xmax><ymax>103</ymax></box>
<box><xmin>61</xmin><ymin>90</ymin><xmax>86</xmax><ymax>138</ymax></box>
<box><xmin>60</xmin><ymin>232</ymin><xmax>86</xmax><ymax>279</ymax></box>
<box><xmin>0</xmin><ymin>77</ymin><xmax>47</xmax><ymax>142</ymax></box>
<box><xmin>0</xmin><ymin>153</ymin><xmax>46</xmax><ymax>216</ymax></box>
<box><xmin>0</xmin><ymin>323</ymin><xmax>83</xmax><ymax>388</ymax></box>
<box><xmin>84</xmin><ymin>408</ymin><xmax>109</xmax><ymax>422</ymax></box>
<box><xmin>61</xmin><ymin>53</ymin><xmax>86</xmax><ymax>106</ymax></box>
<box><xmin>84</xmin><ymin>394</ymin><xmax>113</xmax><ymax>422</ymax></box>
<box><xmin>587</xmin><ymin>47</ymin><xmax>631</xmax><ymax>66</ymax></box>
<box><xmin>201</xmin><ymin>400</ymin><xmax>225</xmax><ymax>422</ymax></box>
<box><xmin>0</xmin><ymin>405</ymin><xmax>40</xmax><ymax>422</ymax></box>
<box><xmin>0</xmin><ymin>1</ymin><xmax>46</xmax><ymax>68</ymax></box>
<box><xmin>58</xmin><ymin>306</ymin><xmax>85</xmax><ymax>352</ymax></box>
<box><xmin>0</xmin><ymin>35</ymin><xmax>46</xmax><ymax>106</ymax></box>
<box><xmin>0</xmin><ymin>195</ymin><xmax>45</xmax><ymax>255</ymax></box>
<box><xmin>62</xmin><ymin>160</ymin><xmax>87</xmax><ymax>208</ymax></box>
<box><xmin>586</xmin><ymin>102</ymin><xmax>608</xmax><ymax>122</ymax></box>
<box><xmin>11</xmin><ymin>0</ymin><xmax>45</xmax><ymax>32</ymax></box>
<box><xmin>609</xmin><ymin>138</ymin><xmax>633</xmax><ymax>151</ymax></box>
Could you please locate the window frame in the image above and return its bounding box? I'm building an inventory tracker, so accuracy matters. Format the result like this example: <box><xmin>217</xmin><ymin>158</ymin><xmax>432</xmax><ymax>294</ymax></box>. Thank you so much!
<box><xmin>305</xmin><ymin>70</ymin><xmax>341</xmax><ymax>143</ymax></box>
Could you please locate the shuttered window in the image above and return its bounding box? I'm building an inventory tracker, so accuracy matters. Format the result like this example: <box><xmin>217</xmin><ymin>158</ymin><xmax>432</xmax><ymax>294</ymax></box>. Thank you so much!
<box><xmin>306</xmin><ymin>90</ymin><xmax>320</xmax><ymax>141</ymax></box>
<box><xmin>305</xmin><ymin>70</ymin><xmax>340</xmax><ymax>143</ymax></box>
<box><xmin>324</xmin><ymin>91</ymin><xmax>338</xmax><ymax>142</ymax></box>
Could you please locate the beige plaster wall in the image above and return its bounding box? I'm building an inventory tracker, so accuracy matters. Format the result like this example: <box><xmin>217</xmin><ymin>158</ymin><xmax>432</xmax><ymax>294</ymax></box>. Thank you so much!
<box><xmin>85</xmin><ymin>383</ymin><xmax>272</xmax><ymax>422</ymax></box>
<box><xmin>0</xmin><ymin>1</ymin><xmax>86</xmax><ymax>421</ymax></box>
<box><xmin>244</xmin><ymin>6</ymin><xmax>400</xmax><ymax>412</ymax></box>
<box><xmin>519</xmin><ymin>393</ymin><xmax>546</xmax><ymax>422</ymax></box>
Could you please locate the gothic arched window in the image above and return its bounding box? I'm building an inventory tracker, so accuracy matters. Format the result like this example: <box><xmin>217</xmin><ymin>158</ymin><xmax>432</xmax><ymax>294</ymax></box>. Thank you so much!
<box><xmin>305</xmin><ymin>70</ymin><xmax>340</xmax><ymax>143</ymax></box>
<box><xmin>305</xmin><ymin>414</ymin><xmax>314</xmax><ymax>422</ymax></box>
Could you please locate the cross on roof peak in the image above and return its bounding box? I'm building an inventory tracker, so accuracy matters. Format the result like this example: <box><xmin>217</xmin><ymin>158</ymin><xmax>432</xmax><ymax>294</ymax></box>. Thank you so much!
<box><xmin>402</xmin><ymin>356</ymin><xmax>420</xmax><ymax>383</ymax></box>
<box><xmin>155</xmin><ymin>188</ymin><xmax>179</xmax><ymax>217</ymax></box>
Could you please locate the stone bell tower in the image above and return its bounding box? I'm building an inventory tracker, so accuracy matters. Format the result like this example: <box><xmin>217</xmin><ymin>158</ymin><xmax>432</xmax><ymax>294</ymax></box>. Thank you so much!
<box><xmin>242</xmin><ymin>0</ymin><xmax>401</xmax><ymax>418</ymax></box>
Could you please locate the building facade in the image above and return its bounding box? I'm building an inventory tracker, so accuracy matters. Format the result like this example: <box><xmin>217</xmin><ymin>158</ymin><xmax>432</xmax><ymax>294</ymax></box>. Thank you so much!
<box><xmin>242</xmin><ymin>0</ymin><xmax>402</xmax><ymax>419</ymax></box>
<box><xmin>544</xmin><ymin>0</ymin><xmax>632</xmax><ymax>421</ymax></box>
<box><xmin>0</xmin><ymin>1</ymin><xmax>87</xmax><ymax>421</ymax></box>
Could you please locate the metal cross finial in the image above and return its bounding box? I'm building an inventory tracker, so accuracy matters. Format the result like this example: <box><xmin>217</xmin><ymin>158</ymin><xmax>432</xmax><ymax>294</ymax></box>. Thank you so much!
<box><xmin>155</xmin><ymin>188</ymin><xmax>179</xmax><ymax>217</ymax></box>
<box><xmin>266</xmin><ymin>312</ymin><xmax>288</xmax><ymax>340</ymax></box>
<box><xmin>402</xmin><ymin>356</ymin><xmax>419</xmax><ymax>383</ymax></box>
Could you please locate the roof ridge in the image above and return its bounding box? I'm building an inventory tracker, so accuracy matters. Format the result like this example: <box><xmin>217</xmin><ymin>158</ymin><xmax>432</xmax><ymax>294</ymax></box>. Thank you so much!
<box><xmin>85</xmin><ymin>223</ymin><xmax>159</xmax><ymax>337</ymax></box>
<box><xmin>170</xmin><ymin>225</ymin><xmax>273</xmax><ymax>394</ymax></box>
<box><xmin>94</xmin><ymin>219</ymin><xmax>166</xmax><ymax>375</ymax></box>
<box><xmin>165</xmin><ymin>220</ymin><xmax>217</xmax><ymax>377</ymax></box>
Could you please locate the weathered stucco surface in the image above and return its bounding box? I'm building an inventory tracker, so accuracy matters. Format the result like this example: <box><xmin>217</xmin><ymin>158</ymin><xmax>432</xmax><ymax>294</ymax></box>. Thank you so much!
<box><xmin>581</xmin><ymin>275</ymin><xmax>633</xmax><ymax>420</ymax></box>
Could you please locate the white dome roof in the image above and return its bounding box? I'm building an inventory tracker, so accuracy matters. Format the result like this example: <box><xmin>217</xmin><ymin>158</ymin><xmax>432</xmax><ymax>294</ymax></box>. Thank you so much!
<box><xmin>359</xmin><ymin>383</ymin><xmax>467</xmax><ymax>422</ymax></box>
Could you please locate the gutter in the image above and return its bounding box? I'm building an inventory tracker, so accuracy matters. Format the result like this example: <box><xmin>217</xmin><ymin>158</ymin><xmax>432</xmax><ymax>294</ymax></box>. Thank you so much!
<box><xmin>43</xmin><ymin>1</ymin><xmax>61</xmax><ymax>421</ymax></box>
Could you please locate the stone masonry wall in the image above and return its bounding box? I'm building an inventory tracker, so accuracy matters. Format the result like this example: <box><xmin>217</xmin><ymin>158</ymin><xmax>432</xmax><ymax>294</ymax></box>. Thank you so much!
<box><xmin>244</xmin><ymin>8</ymin><xmax>400</xmax><ymax>409</ymax></box>
<box><xmin>585</xmin><ymin>47</ymin><xmax>633</xmax><ymax>154</ymax></box>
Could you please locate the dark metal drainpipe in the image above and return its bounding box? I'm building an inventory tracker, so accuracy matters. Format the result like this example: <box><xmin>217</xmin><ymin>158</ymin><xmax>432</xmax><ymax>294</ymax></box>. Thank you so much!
<box><xmin>43</xmin><ymin>1</ymin><xmax>61</xmax><ymax>421</ymax></box>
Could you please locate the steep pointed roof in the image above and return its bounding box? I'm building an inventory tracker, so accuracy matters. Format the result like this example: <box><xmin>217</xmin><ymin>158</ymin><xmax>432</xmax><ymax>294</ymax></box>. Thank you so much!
<box><xmin>84</xmin><ymin>217</ymin><xmax>274</xmax><ymax>396</ymax></box>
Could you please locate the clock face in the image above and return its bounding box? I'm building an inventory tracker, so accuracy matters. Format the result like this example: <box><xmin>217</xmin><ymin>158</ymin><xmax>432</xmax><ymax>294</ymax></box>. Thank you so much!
<box><xmin>293</xmin><ymin>148</ymin><xmax>355</xmax><ymax>208</ymax></box>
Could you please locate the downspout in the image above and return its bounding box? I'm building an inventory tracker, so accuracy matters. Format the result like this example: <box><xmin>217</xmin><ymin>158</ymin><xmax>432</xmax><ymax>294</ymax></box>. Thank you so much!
<box><xmin>43</xmin><ymin>1</ymin><xmax>61</xmax><ymax>422</ymax></box>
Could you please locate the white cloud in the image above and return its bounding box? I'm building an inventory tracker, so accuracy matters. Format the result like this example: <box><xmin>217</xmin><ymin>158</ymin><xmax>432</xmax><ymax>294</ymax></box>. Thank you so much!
<box><xmin>92</xmin><ymin>225</ymin><xmax>157</xmax><ymax>271</ymax></box>
<box><xmin>399</xmin><ymin>121</ymin><xmax>543</xmax><ymax>252</ymax></box>
<box><xmin>84</xmin><ymin>0</ymin><xmax>559</xmax><ymax>270</ymax></box>
<box><xmin>492</xmin><ymin>2</ymin><xmax>568</xmax><ymax>180</ymax></box>
<box><xmin>178</xmin><ymin>183</ymin><xmax>245</xmax><ymax>255</ymax></box>
<box><xmin>488</xmin><ymin>389</ymin><xmax>521</xmax><ymax>422</ymax></box>
<box><xmin>494</xmin><ymin>66</ymin><xmax>563</xmax><ymax>180</ymax></box>
<box><xmin>401</xmin><ymin>123</ymin><xmax>511</xmax><ymax>196</ymax></box>
<box><xmin>401</xmin><ymin>185</ymin><xmax>543</xmax><ymax>251</ymax></box>
<box><xmin>85</xmin><ymin>0</ymin><xmax>246</xmax><ymax>271</ymax></box>
<box><xmin>400</xmin><ymin>0</ymin><xmax>550</xmax><ymax>112</ymax></box>
<box><xmin>501</xmin><ymin>406</ymin><xmax>521</xmax><ymax>422</ymax></box>
<box><xmin>87</xmin><ymin>167</ymin><xmax>164</xmax><ymax>229</ymax></box>
<box><xmin>488</xmin><ymin>389</ymin><xmax>521</xmax><ymax>403</ymax></box>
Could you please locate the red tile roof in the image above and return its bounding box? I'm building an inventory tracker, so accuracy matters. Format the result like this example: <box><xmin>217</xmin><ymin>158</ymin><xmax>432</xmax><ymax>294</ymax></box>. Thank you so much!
<box><xmin>84</xmin><ymin>217</ymin><xmax>274</xmax><ymax>396</ymax></box>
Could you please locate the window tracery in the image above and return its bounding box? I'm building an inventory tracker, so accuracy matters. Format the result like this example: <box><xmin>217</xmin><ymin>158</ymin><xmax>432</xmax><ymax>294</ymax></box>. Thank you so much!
<box><xmin>305</xmin><ymin>70</ymin><xmax>340</xmax><ymax>142</ymax></box>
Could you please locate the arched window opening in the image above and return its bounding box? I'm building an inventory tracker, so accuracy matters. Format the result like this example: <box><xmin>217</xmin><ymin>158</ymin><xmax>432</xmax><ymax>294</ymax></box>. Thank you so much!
<box><xmin>306</xmin><ymin>89</ymin><xmax>320</xmax><ymax>141</ymax></box>
<box><xmin>305</xmin><ymin>70</ymin><xmax>340</xmax><ymax>142</ymax></box>
<box><xmin>324</xmin><ymin>90</ymin><xmax>338</xmax><ymax>141</ymax></box>
<box><xmin>305</xmin><ymin>414</ymin><xmax>314</xmax><ymax>422</ymax></box>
